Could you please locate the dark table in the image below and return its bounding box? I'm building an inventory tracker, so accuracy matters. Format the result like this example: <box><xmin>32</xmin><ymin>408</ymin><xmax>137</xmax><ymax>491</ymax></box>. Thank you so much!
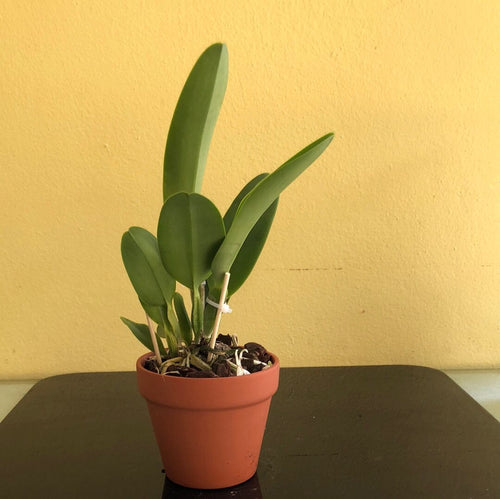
<box><xmin>2</xmin><ymin>365</ymin><xmax>500</xmax><ymax>498</ymax></box>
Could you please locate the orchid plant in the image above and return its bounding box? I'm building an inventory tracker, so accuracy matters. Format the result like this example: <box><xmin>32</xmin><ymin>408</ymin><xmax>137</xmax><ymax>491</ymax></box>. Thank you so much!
<box><xmin>121</xmin><ymin>43</ymin><xmax>333</xmax><ymax>376</ymax></box>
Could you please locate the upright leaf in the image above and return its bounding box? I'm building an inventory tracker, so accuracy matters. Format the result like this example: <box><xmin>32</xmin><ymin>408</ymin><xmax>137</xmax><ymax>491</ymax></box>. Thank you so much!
<box><xmin>207</xmin><ymin>174</ymin><xmax>279</xmax><ymax>297</ymax></box>
<box><xmin>227</xmin><ymin>200</ymin><xmax>278</xmax><ymax>297</ymax></box>
<box><xmin>140</xmin><ymin>300</ymin><xmax>167</xmax><ymax>327</ymax></box>
<box><xmin>166</xmin><ymin>305</ymin><xmax>181</xmax><ymax>341</ymax></box>
<box><xmin>157</xmin><ymin>192</ymin><xmax>225</xmax><ymax>289</ymax></box>
<box><xmin>121</xmin><ymin>227</ymin><xmax>175</xmax><ymax>306</ymax></box>
<box><xmin>223</xmin><ymin>174</ymin><xmax>268</xmax><ymax>229</ymax></box>
<box><xmin>157</xmin><ymin>323</ymin><xmax>179</xmax><ymax>355</ymax></box>
<box><xmin>190</xmin><ymin>287</ymin><xmax>205</xmax><ymax>341</ymax></box>
<box><xmin>142</xmin><ymin>300</ymin><xmax>181</xmax><ymax>347</ymax></box>
<box><xmin>163</xmin><ymin>43</ymin><xmax>228</xmax><ymax>201</ymax></box>
<box><xmin>173</xmin><ymin>292</ymin><xmax>193</xmax><ymax>345</ymax></box>
<box><xmin>210</xmin><ymin>133</ymin><xmax>333</xmax><ymax>294</ymax></box>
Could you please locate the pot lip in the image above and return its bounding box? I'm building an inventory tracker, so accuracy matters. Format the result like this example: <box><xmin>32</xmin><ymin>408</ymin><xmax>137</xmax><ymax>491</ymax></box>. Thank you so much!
<box><xmin>136</xmin><ymin>350</ymin><xmax>280</xmax><ymax>382</ymax></box>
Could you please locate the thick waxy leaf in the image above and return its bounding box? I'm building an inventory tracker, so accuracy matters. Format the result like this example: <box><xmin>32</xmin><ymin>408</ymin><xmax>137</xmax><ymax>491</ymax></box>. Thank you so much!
<box><xmin>207</xmin><ymin>174</ymin><xmax>278</xmax><ymax>299</ymax></box>
<box><xmin>191</xmin><ymin>287</ymin><xmax>204</xmax><ymax>341</ymax></box>
<box><xmin>157</xmin><ymin>323</ymin><xmax>178</xmax><ymax>355</ymax></box>
<box><xmin>142</xmin><ymin>300</ymin><xmax>181</xmax><ymax>346</ymax></box>
<box><xmin>167</xmin><ymin>305</ymin><xmax>181</xmax><ymax>340</ymax></box>
<box><xmin>121</xmin><ymin>317</ymin><xmax>167</xmax><ymax>356</ymax></box>
<box><xmin>173</xmin><ymin>292</ymin><xmax>193</xmax><ymax>345</ymax></box>
<box><xmin>163</xmin><ymin>43</ymin><xmax>228</xmax><ymax>201</ymax></box>
<box><xmin>226</xmin><ymin>199</ymin><xmax>277</xmax><ymax>297</ymax></box>
<box><xmin>140</xmin><ymin>300</ymin><xmax>167</xmax><ymax>327</ymax></box>
<box><xmin>223</xmin><ymin>174</ymin><xmax>268</xmax><ymax>229</ymax></box>
<box><xmin>210</xmin><ymin>133</ymin><xmax>333</xmax><ymax>295</ymax></box>
<box><xmin>157</xmin><ymin>192</ymin><xmax>225</xmax><ymax>289</ymax></box>
<box><xmin>121</xmin><ymin>227</ymin><xmax>175</xmax><ymax>306</ymax></box>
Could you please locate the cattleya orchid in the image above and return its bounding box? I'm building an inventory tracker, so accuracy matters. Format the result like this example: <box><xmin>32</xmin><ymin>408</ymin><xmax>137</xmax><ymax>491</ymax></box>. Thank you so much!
<box><xmin>121</xmin><ymin>43</ymin><xmax>333</xmax><ymax>376</ymax></box>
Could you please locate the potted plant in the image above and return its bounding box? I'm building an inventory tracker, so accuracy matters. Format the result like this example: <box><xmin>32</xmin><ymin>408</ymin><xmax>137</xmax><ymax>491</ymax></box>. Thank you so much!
<box><xmin>121</xmin><ymin>43</ymin><xmax>333</xmax><ymax>489</ymax></box>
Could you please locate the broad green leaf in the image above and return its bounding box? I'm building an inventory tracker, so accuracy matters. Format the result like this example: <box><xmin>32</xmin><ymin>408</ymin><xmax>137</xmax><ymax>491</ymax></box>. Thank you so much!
<box><xmin>226</xmin><ymin>199</ymin><xmax>277</xmax><ymax>296</ymax></box>
<box><xmin>210</xmin><ymin>133</ymin><xmax>333</xmax><ymax>295</ymax></box>
<box><xmin>166</xmin><ymin>305</ymin><xmax>181</xmax><ymax>340</ymax></box>
<box><xmin>222</xmin><ymin>174</ymin><xmax>279</xmax><ymax>297</ymax></box>
<box><xmin>206</xmin><ymin>174</ymin><xmax>278</xmax><ymax>303</ymax></box>
<box><xmin>203</xmin><ymin>301</ymin><xmax>217</xmax><ymax>339</ymax></box>
<box><xmin>163</xmin><ymin>43</ymin><xmax>228</xmax><ymax>201</ymax></box>
<box><xmin>157</xmin><ymin>323</ymin><xmax>178</xmax><ymax>355</ymax></box>
<box><xmin>121</xmin><ymin>227</ymin><xmax>175</xmax><ymax>306</ymax></box>
<box><xmin>157</xmin><ymin>192</ymin><xmax>225</xmax><ymax>289</ymax></box>
<box><xmin>143</xmin><ymin>300</ymin><xmax>180</xmax><ymax>347</ymax></box>
<box><xmin>202</xmin><ymin>280</ymin><xmax>215</xmax><ymax>337</ymax></box>
<box><xmin>120</xmin><ymin>317</ymin><xmax>167</xmax><ymax>356</ymax></box>
<box><xmin>140</xmin><ymin>300</ymin><xmax>167</xmax><ymax>326</ymax></box>
<box><xmin>165</xmin><ymin>334</ymin><xmax>178</xmax><ymax>355</ymax></box>
<box><xmin>223</xmin><ymin>174</ymin><xmax>269</xmax><ymax>230</ymax></box>
<box><xmin>173</xmin><ymin>292</ymin><xmax>193</xmax><ymax>345</ymax></box>
<box><xmin>203</xmin><ymin>176</ymin><xmax>278</xmax><ymax>337</ymax></box>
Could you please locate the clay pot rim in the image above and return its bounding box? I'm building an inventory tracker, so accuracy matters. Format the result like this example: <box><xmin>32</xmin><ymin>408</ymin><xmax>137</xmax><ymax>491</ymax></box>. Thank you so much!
<box><xmin>136</xmin><ymin>351</ymin><xmax>280</xmax><ymax>383</ymax></box>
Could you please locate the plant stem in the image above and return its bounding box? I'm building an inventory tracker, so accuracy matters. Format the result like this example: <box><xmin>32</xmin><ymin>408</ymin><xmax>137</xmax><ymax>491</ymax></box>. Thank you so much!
<box><xmin>207</xmin><ymin>272</ymin><xmax>231</xmax><ymax>362</ymax></box>
<box><xmin>200</xmin><ymin>281</ymin><xmax>206</xmax><ymax>336</ymax></box>
<box><xmin>146</xmin><ymin>314</ymin><xmax>162</xmax><ymax>366</ymax></box>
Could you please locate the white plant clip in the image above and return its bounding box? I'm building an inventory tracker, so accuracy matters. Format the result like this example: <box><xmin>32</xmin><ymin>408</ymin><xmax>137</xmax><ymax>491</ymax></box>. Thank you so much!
<box><xmin>206</xmin><ymin>296</ymin><xmax>232</xmax><ymax>314</ymax></box>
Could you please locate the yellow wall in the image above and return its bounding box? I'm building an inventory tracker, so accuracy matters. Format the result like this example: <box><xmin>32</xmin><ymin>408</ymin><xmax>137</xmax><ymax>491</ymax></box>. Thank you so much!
<box><xmin>1</xmin><ymin>1</ymin><xmax>498</xmax><ymax>378</ymax></box>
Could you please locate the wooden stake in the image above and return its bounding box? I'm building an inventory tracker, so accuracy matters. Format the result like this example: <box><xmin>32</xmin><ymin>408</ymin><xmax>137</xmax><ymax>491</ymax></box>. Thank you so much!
<box><xmin>207</xmin><ymin>272</ymin><xmax>231</xmax><ymax>362</ymax></box>
<box><xmin>146</xmin><ymin>314</ymin><xmax>162</xmax><ymax>366</ymax></box>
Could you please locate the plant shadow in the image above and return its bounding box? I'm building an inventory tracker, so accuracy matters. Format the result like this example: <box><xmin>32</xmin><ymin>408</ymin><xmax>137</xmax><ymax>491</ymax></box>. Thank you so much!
<box><xmin>161</xmin><ymin>472</ymin><xmax>262</xmax><ymax>498</ymax></box>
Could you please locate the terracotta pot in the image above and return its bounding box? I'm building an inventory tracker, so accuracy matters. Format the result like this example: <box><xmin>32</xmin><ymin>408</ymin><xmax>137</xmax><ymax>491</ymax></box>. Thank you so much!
<box><xmin>136</xmin><ymin>352</ymin><xmax>280</xmax><ymax>489</ymax></box>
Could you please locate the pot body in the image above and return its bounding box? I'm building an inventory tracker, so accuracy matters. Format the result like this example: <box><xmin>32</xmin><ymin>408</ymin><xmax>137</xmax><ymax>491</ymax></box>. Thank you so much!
<box><xmin>136</xmin><ymin>352</ymin><xmax>280</xmax><ymax>489</ymax></box>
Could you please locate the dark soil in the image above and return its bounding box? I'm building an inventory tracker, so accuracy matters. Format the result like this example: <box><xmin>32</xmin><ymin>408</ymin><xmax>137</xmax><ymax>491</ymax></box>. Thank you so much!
<box><xmin>143</xmin><ymin>335</ymin><xmax>273</xmax><ymax>378</ymax></box>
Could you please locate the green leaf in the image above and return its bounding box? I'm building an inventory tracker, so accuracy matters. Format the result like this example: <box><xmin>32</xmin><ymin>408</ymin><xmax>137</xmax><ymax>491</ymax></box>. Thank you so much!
<box><xmin>163</xmin><ymin>43</ymin><xmax>228</xmax><ymax>201</ymax></box>
<box><xmin>164</xmin><ymin>334</ymin><xmax>177</xmax><ymax>355</ymax></box>
<box><xmin>157</xmin><ymin>192</ymin><xmax>225</xmax><ymax>289</ymax></box>
<box><xmin>210</xmin><ymin>133</ymin><xmax>333</xmax><ymax>294</ymax></box>
<box><xmin>202</xmin><ymin>280</ymin><xmax>215</xmax><ymax>338</ymax></box>
<box><xmin>203</xmin><ymin>302</ymin><xmax>217</xmax><ymax>339</ymax></box>
<box><xmin>173</xmin><ymin>292</ymin><xmax>193</xmax><ymax>345</ymax></box>
<box><xmin>228</xmin><ymin>199</ymin><xmax>278</xmax><ymax>297</ymax></box>
<box><xmin>166</xmin><ymin>305</ymin><xmax>181</xmax><ymax>340</ymax></box>
<box><xmin>120</xmin><ymin>317</ymin><xmax>167</xmax><ymax>356</ymax></box>
<box><xmin>191</xmin><ymin>287</ymin><xmax>204</xmax><ymax>341</ymax></box>
<box><xmin>121</xmin><ymin>227</ymin><xmax>175</xmax><ymax>306</ymax></box>
<box><xmin>143</xmin><ymin>300</ymin><xmax>179</xmax><ymax>341</ymax></box>
<box><xmin>223</xmin><ymin>174</ymin><xmax>268</xmax><ymax>230</ymax></box>
<box><xmin>222</xmin><ymin>174</ymin><xmax>279</xmax><ymax>297</ymax></box>
<box><xmin>157</xmin><ymin>323</ymin><xmax>178</xmax><ymax>355</ymax></box>
<box><xmin>140</xmin><ymin>300</ymin><xmax>167</xmax><ymax>326</ymax></box>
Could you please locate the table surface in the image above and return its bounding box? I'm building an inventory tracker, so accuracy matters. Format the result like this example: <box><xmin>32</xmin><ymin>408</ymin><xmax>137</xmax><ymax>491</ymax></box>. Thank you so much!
<box><xmin>2</xmin><ymin>365</ymin><xmax>500</xmax><ymax>498</ymax></box>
